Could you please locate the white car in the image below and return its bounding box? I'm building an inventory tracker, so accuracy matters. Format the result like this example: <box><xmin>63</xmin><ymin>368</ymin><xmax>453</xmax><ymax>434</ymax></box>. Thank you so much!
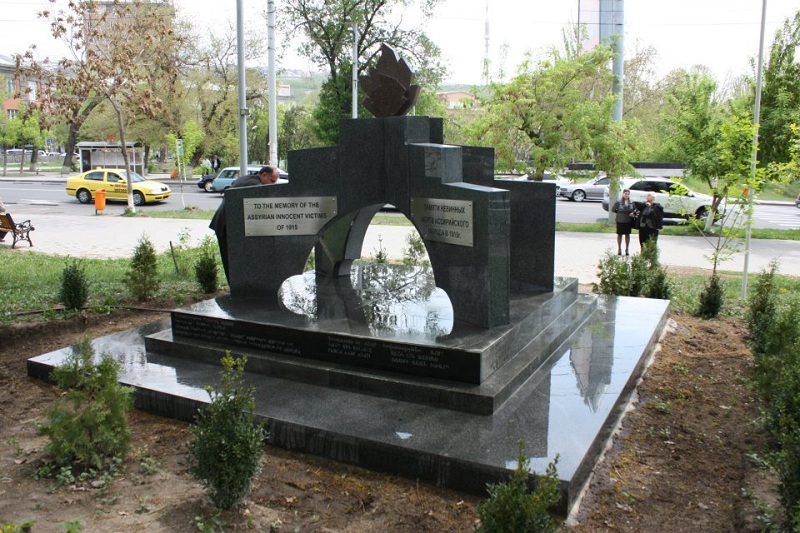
<box><xmin>603</xmin><ymin>177</ymin><xmax>714</xmax><ymax>219</ymax></box>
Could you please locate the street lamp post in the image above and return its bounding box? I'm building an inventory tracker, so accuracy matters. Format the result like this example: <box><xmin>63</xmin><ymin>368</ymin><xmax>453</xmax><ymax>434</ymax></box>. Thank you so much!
<box><xmin>351</xmin><ymin>20</ymin><xmax>358</xmax><ymax>119</ymax></box>
<box><xmin>741</xmin><ymin>0</ymin><xmax>768</xmax><ymax>299</ymax></box>
<box><xmin>267</xmin><ymin>0</ymin><xmax>278</xmax><ymax>166</ymax></box>
<box><xmin>236</xmin><ymin>0</ymin><xmax>248</xmax><ymax>177</ymax></box>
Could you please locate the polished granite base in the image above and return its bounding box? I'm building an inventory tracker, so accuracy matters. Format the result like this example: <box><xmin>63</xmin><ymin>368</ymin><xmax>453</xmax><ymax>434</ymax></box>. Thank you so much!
<box><xmin>145</xmin><ymin>267</ymin><xmax>593</xmax><ymax>415</ymax></box>
<box><xmin>27</xmin><ymin>283</ymin><xmax>669</xmax><ymax>514</ymax></box>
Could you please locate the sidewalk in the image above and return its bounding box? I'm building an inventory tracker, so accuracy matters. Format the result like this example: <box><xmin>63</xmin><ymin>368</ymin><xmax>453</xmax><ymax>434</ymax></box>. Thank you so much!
<box><xmin>4</xmin><ymin>210</ymin><xmax>799</xmax><ymax>285</ymax></box>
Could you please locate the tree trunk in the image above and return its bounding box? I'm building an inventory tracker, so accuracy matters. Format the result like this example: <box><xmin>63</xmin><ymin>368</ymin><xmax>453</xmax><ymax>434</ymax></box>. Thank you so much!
<box><xmin>63</xmin><ymin>100</ymin><xmax>100</xmax><ymax>174</ymax></box>
<box><xmin>29</xmin><ymin>149</ymin><xmax>39</xmax><ymax>174</ymax></box>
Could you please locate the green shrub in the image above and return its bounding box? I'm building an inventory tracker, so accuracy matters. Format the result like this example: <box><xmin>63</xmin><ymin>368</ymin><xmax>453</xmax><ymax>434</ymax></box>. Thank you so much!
<box><xmin>594</xmin><ymin>241</ymin><xmax>669</xmax><ymax>300</ymax></box>
<box><xmin>696</xmin><ymin>274</ymin><xmax>723</xmax><ymax>318</ymax></box>
<box><xmin>476</xmin><ymin>441</ymin><xmax>560</xmax><ymax>533</ymax></box>
<box><xmin>628</xmin><ymin>251</ymin><xmax>650</xmax><ymax>296</ymax></box>
<box><xmin>188</xmin><ymin>353</ymin><xmax>266</xmax><ymax>510</ymax></box>
<box><xmin>125</xmin><ymin>235</ymin><xmax>160</xmax><ymax>301</ymax></box>
<box><xmin>593</xmin><ymin>252</ymin><xmax>634</xmax><ymax>296</ymax></box>
<box><xmin>40</xmin><ymin>337</ymin><xmax>133</xmax><ymax>471</ymax></box>
<box><xmin>747</xmin><ymin>260</ymin><xmax>780</xmax><ymax>355</ymax></box>
<box><xmin>194</xmin><ymin>238</ymin><xmax>218</xmax><ymax>294</ymax></box>
<box><xmin>59</xmin><ymin>259</ymin><xmax>89</xmax><ymax>311</ymax></box>
<box><xmin>642</xmin><ymin>264</ymin><xmax>672</xmax><ymax>300</ymax></box>
<box><xmin>746</xmin><ymin>266</ymin><xmax>800</xmax><ymax>530</ymax></box>
<box><xmin>0</xmin><ymin>519</ymin><xmax>35</xmax><ymax>532</ymax></box>
<box><xmin>402</xmin><ymin>233</ymin><xmax>429</xmax><ymax>266</ymax></box>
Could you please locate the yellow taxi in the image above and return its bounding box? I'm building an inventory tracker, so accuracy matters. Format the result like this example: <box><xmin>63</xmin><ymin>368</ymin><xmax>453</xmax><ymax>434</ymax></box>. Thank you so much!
<box><xmin>66</xmin><ymin>168</ymin><xmax>171</xmax><ymax>206</ymax></box>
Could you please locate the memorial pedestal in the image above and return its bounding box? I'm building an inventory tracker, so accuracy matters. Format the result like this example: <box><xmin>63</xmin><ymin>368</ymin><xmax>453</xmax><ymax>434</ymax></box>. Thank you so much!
<box><xmin>27</xmin><ymin>268</ymin><xmax>670</xmax><ymax>513</ymax></box>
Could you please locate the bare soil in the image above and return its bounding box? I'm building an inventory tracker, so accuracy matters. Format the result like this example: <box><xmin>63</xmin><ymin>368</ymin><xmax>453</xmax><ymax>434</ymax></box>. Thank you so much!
<box><xmin>0</xmin><ymin>297</ymin><xmax>778</xmax><ymax>532</ymax></box>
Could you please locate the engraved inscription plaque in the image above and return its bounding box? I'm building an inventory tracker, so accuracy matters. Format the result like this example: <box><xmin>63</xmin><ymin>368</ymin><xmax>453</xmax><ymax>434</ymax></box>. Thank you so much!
<box><xmin>244</xmin><ymin>197</ymin><xmax>338</xmax><ymax>236</ymax></box>
<box><xmin>410</xmin><ymin>197</ymin><xmax>473</xmax><ymax>247</ymax></box>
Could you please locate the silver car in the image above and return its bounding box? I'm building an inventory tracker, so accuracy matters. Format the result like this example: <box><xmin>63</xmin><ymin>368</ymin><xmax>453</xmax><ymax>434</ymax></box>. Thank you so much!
<box><xmin>559</xmin><ymin>176</ymin><xmax>610</xmax><ymax>202</ymax></box>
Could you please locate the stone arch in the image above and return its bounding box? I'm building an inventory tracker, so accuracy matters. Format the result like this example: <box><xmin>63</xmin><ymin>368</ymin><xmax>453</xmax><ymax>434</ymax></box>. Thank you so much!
<box><xmin>222</xmin><ymin>116</ymin><xmax>555</xmax><ymax>328</ymax></box>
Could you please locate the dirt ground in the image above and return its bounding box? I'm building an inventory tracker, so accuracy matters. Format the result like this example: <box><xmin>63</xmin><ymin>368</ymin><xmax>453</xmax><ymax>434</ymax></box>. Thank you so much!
<box><xmin>0</xmin><ymin>297</ymin><xmax>779</xmax><ymax>532</ymax></box>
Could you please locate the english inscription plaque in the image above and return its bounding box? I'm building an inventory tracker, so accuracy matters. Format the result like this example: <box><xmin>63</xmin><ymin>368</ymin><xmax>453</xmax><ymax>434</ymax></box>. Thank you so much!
<box><xmin>244</xmin><ymin>197</ymin><xmax>338</xmax><ymax>236</ymax></box>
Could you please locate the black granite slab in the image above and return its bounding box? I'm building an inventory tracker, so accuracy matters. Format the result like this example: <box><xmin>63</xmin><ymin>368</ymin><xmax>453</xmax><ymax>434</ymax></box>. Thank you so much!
<box><xmin>155</xmin><ymin>265</ymin><xmax>584</xmax><ymax>393</ymax></box>
<box><xmin>27</xmin><ymin>295</ymin><xmax>670</xmax><ymax>514</ymax></box>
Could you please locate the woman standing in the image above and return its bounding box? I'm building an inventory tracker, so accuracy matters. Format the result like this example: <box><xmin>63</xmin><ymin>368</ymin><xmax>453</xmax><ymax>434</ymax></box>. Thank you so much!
<box><xmin>611</xmin><ymin>188</ymin><xmax>634</xmax><ymax>255</ymax></box>
<box><xmin>635</xmin><ymin>192</ymin><xmax>664</xmax><ymax>248</ymax></box>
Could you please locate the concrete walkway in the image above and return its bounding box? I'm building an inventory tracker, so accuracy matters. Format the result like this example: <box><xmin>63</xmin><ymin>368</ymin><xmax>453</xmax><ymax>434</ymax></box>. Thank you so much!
<box><xmin>4</xmin><ymin>209</ymin><xmax>799</xmax><ymax>286</ymax></box>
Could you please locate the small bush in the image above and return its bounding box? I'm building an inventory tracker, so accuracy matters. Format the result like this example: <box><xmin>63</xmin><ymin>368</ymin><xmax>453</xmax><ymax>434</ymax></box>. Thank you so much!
<box><xmin>746</xmin><ymin>262</ymin><xmax>800</xmax><ymax>530</ymax></box>
<box><xmin>402</xmin><ymin>233</ymin><xmax>429</xmax><ymax>266</ymax></box>
<box><xmin>188</xmin><ymin>353</ymin><xmax>266</xmax><ymax>510</ymax></box>
<box><xmin>593</xmin><ymin>252</ymin><xmax>633</xmax><ymax>296</ymax></box>
<box><xmin>40</xmin><ymin>337</ymin><xmax>133</xmax><ymax>471</ymax></box>
<box><xmin>628</xmin><ymin>251</ymin><xmax>650</xmax><ymax>296</ymax></box>
<box><xmin>59</xmin><ymin>259</ymin><xmax>89</xmax><ymax>311</ymax></box>
<box><xmin>125</xmin><ymin>235</ymin><xmax>160</xmax><ymax>301</ymax></box>
<box><xmin>594</xmin><ymin>241</ymin><xmax>669</xmax><ymax>300</ymax></box>
<box><xmin>696</xmin><ymin>274</ymin><xmax>723</xmax><ymax>318</ymax></box>
<box><xmin>643</xmin><ymin>264</ymin><xmax>672</xmax><ymax>300</ymax></box>
<box><xmin>194</xmin><ymin>238</ymin><xmax>218</xmax><ymax>294</ymax></box>
<box><xmin>0</xmin><ymin>519</ymin><xmax>35</xmax><ymax>533</ymax></box>
<box><xmin>747</xmin><ymin>260</ymin><xmax>780</xmax><ymax>355</ymax></box>
<box><xmin>371</xmin><ymin>237</ymin><xmax>388</xmax><ymax>264</ymax></box>
<box><xmin>476</xmin><ymin>441</ymin><xmax>560</xmax><ymax>533</ymax></box>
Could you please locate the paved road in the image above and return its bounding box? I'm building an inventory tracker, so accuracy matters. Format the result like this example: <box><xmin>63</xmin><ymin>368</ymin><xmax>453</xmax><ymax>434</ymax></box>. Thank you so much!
<box><xmin>3</xmin><ymin>177</ymin><xmax>799</xmax><ymax>228</ymax></box>
<box><xmin>4</xmin><ymin>210</ymin><xmax>799</xmax><ymax>286</ymax></box>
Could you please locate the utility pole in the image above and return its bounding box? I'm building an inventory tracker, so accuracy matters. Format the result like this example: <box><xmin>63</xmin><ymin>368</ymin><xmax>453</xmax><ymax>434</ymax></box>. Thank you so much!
<box><xmin>351</xmin><ymin>19</ymin><xmax>358</xmax><ymax>119</ymax></box>
<box><xmin>741</xmin><ymin>0</ymin><xmax>768</xmax><ymax>299</ymax></box>
<box><xmin>236</xmin><ymin>0</ymin><xmax>248</xmax><ymax>176</ymax></box>
<box><xmin>600</xmin><ymin>0</ymin><xmax>624</xmax><ymax>122</ymax></box>
<box><xmin>268</xmin><ymin>0</ymin><xmax>278</xmax><ymax>166</ymax></box>
<box><xmin>483</xmin><ymin>0</ymin><xmax>490</xmax><ymax>85</ymax></box>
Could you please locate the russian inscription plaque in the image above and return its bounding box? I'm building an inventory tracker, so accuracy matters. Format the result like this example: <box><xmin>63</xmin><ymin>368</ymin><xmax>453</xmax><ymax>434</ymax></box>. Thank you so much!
<box><xmin>410</xmin><ymin>197</ymin><xmax>474</xmax><ymax>247</ymax></box>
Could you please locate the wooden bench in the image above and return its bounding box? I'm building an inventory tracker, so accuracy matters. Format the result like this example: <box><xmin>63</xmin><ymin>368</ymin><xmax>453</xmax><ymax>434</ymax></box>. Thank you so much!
<box><xmin>0</xmin><ymin>213</ymin><xmax>35</xmax><ymax>248</ymax></box>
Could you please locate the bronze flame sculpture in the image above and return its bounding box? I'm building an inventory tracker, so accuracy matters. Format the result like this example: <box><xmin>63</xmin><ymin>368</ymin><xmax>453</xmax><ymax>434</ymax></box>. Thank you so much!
<box><xmin>359</xmin><ymin>43</ymin><xmax>420</xmax><ymax>117</ymax></box>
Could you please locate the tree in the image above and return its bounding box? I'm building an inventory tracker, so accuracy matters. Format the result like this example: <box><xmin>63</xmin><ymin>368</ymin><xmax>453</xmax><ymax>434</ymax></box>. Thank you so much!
<box><xmin>6</xmin><ymin>111</ymin><xmax>45</xmax><ymax>174</ymax></box>
<box><xmin>592</xmin><ymin>119</ymin><xmax>637</xmax><ymax>225</ymax></box>
<box><xmin>280</xmin><ymin>105</ymin><xmax>317</xmax><ymax>162</ymax></box>
<box><xmin>759</xmin><ymin>10</ymin><xmax>800</xmax><ymax>167</ymax></box>
<box><xmin>0</xmin><ymin>74</ymin><xmax>10</xmax><ymax>176</ymax></box>
<box><xmin>165</xmin><ymin>119</ymin><xmax>205</xmax><ymax>177</ymax></box>
<box><xmin>621</xmin><ymin>44</ymin><xmax>669</xmax><ymax>160</ymax></box>
<box><xmin>463</xmin><ymin>33</ymin><xmax>616</xmax><ymax>177</ymax></box>
<box><xmin>280</xmin><ymin>0</ymin><xmax>445</xmax><ymax>143</ymax></box>
<box><xmin>183</xmin><ymin>26</ymin><xmax>265</xmax><ymax>165</ymax></box>
<box><xmin>25</xmin><ymin>0</ymin><xmax>185</xmax><ymax>212</ymax></box>
<box><xmin>659</xmin><ymin>70</ymin><xmax>725</xmax><ymax>215</ymax></box>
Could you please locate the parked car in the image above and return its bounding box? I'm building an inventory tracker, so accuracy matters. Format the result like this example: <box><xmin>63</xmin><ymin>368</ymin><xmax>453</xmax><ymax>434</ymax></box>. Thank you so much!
<box><xmin>66</xmin><ymin>168</ymin><xmax>171</xmax><ymax>205</ymax></box>
<box><xmin>211</xmin><ymin>166</ymin><xmax>287</xmax><ymax>192</ymax></box>
<box><xmin>796</xmin><ymin>193</ymin><xmax>800</xmax><ymax>209</ymax></box>
<box><xmin>196</xmin><ymin>172</ymin><xmax>220</xmax><ymax>192</ymax></box>
<box><xmin>543</xmin><ymin>173</ymin><xmax>573</xmax><ymax>196</ymax></box>
<box><xmin>602</xmin><ymin>177</ymin><xmax>714</xmax><ymax>219</ymax></box>
<box><xmin>493</xmin><ymin>171</ymin><xmax>572</xmax><ymax>196</ymax></box>
<box><xmin>559</xmin><ymin>175</ymin><xmax>610</xmax><ymax>202</ymax></box>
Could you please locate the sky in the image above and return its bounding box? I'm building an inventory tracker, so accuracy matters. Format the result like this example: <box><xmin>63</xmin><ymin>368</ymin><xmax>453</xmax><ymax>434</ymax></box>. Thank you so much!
<box><xmin>2</xmin><ymin>0</ymin><xmax>798</xmax><ymax>85</ymax></box>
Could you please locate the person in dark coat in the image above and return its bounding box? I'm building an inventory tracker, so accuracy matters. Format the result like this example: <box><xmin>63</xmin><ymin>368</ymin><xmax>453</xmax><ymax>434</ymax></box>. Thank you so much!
<box><xmin>611</xmin><ymin>188</ymin><xmax>635</xmax><ymax>255</ymax></box>
<box><xmin>634</xmin><ymin>192</ymin><xmax>664</xmax><ymax>248</ymax></box>
<box><xmin>0</xmin><ymin>195</ymin><xmax>5</xmax><ymax>242</ymax></box>
<box><xmin>210</xmin><ymin>166</ymin><xmax>280</xmax><ymax>281</ymax></box>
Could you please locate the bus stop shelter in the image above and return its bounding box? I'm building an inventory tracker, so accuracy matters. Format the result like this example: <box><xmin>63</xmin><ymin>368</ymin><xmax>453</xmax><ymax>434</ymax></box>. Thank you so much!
<box><xmin>77</xmin><ymin>142</ymin><xmax>146</xmax><ymax>176</ymax></box>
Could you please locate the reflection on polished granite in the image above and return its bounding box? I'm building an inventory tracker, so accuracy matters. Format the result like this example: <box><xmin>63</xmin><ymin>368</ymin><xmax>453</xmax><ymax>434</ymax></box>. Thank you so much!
<box><xmin>28</xmin><ymin>291</ymin><xmax>669</xmax><ymax>514</ymax></box>
<box><xmin>156</xmin><ymin>267</ymin><xmax>588</xmax><ymax>404</ymax></box>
